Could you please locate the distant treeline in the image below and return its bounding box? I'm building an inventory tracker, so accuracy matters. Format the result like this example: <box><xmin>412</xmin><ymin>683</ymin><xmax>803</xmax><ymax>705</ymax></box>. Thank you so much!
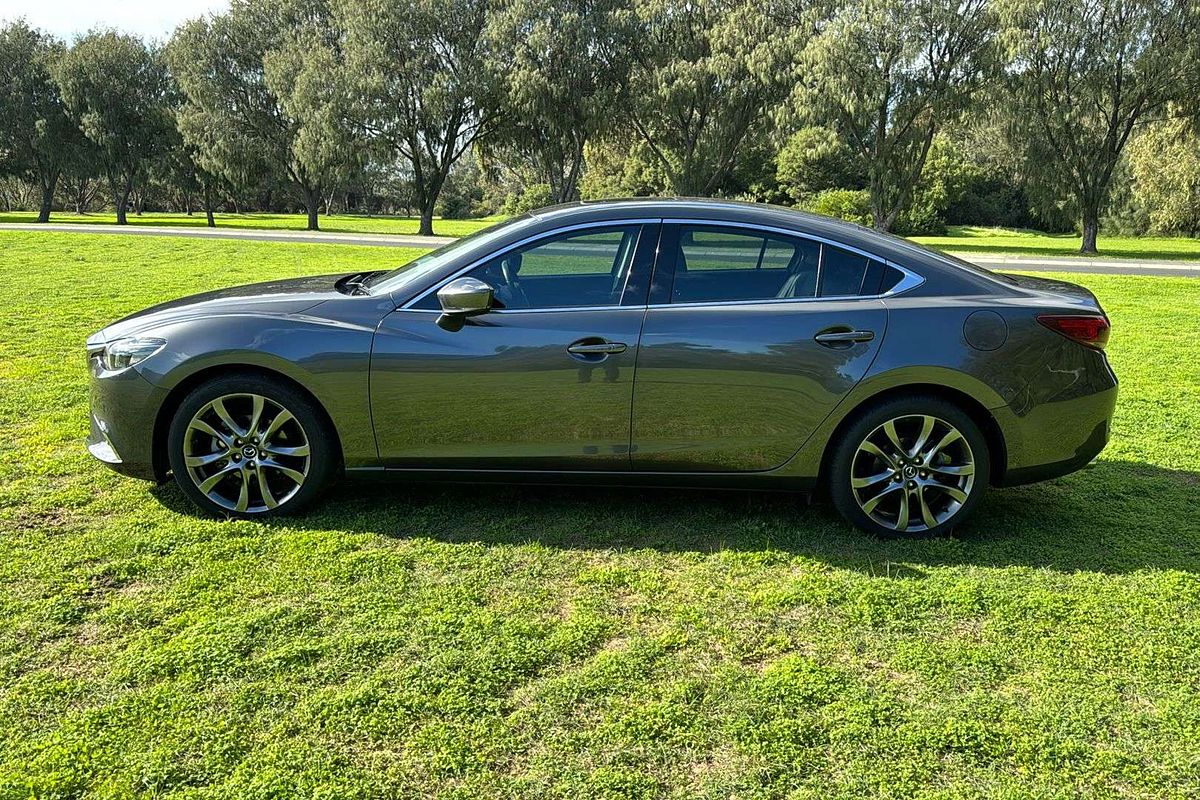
<box><xmin>2</xmin><ymin>0</ymin><xmax>1199</xmax><ymax>251</ymax></box>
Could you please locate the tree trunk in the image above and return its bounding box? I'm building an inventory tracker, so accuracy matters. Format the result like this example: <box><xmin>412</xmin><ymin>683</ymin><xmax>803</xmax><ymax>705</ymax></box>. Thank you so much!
<box><xmin>36</xmin><ymin>169</ymin><xmax>59</xmax><ymax>223</ymax></box>
<box><xmin>203</xmin><ymin>182</ymin><xmax>215</xmax><ymax>228</ymax></box>
<box><xmin>1080</xmin><ymin>210</ymin><xmax>1099</xmax><ymax>254</ymax></box>
<box><xmin>304</xmin><ymin>187</ymin><xmax>320</xmax><ymax>231</ymax></box>
<box><xmin>418</xmin><ymin>202</ymin><xmax>435</xmax><ymax>236</ymax></box>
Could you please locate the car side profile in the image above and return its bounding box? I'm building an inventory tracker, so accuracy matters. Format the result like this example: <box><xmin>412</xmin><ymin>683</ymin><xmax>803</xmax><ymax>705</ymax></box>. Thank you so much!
<box><xmin>85</xmin><ymin>199</ymin><xmax>1118</xmax><ymax>537</ymax></box>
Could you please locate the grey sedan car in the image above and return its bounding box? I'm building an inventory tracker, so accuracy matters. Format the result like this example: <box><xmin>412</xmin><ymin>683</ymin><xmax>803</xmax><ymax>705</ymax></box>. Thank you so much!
<box><xmin>86</xmin><ymin>199</ymin><xmax>1117</xmax><ymax>537</ymax></box>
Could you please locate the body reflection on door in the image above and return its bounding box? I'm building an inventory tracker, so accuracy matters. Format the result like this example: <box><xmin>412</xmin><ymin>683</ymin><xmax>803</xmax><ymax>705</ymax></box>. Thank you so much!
<box><xmin>371</xmin><ymin>308</ymin><xmax>644</xmax><ymax>469</ymax></box>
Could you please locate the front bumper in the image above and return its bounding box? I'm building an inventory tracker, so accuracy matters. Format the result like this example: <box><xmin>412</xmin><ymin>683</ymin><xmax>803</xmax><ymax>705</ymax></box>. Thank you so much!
<box><xmin>85</xmin><ymin>358</ymin><xmax>168</xmax><ymax>482</ymax></box>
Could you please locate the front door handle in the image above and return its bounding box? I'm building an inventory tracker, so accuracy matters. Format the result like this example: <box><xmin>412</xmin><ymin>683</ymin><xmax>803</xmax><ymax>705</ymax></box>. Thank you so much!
<box><xmin>567</xmin><ymin>340</ymin><xmax>628</xmax><ymax>355</ymax></box>
<box><xmin>814</xmin><ymin>329</ymin><xmax>875</xmax><ymax>346</ymax></box>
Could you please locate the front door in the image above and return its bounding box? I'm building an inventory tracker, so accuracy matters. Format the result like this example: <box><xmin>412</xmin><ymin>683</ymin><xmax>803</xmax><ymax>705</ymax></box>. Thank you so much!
<box><xmin>371</xmin><ymin>223</ymin><xmax>658</xmax><ymax>470</ymax></box>
<box><xmin>631</xmin><ymin>223</ymin><xmax>889</xmax><ymax>472</ymax></box>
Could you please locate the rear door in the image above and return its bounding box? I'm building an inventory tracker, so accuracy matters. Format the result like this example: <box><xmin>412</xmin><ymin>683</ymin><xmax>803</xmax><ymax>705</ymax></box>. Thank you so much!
<box><xmin>631</xmin><ymin>223</ymin><xmax>891</xmax><ymax>472</ymax></box>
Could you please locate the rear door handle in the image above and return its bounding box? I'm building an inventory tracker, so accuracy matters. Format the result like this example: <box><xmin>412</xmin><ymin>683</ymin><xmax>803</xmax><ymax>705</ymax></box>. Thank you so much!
<box><xmin>814</xmin><ymin>329</ymin><xmax>875</xmax><ymax>345</ymax></box>
<box><xmin>567</xmin><ymin>340</ymin><xmax>627</xmax><ymax>355</ymax></box>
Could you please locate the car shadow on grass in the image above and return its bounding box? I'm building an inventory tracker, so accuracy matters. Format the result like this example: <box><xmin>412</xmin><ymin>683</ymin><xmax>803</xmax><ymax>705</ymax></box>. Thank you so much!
<box><xmin>151</xmin><ymin>459</ymin><xmax>1199</xmax><ymax>575</ymax></box>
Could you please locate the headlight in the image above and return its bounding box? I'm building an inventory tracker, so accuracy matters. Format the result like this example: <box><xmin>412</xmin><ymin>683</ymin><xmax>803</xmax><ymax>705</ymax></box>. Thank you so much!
<box><xmin>99</xmin><ymin>337</ymin><xmax>166</xmax><ymax>373</ymax></box>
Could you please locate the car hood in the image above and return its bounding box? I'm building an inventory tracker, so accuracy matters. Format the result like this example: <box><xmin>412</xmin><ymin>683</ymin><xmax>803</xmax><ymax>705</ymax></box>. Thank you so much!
<box><xmin>91</xmin><ymin>272</ymin><xmax>355</xmax><ymax>344</ymax></box>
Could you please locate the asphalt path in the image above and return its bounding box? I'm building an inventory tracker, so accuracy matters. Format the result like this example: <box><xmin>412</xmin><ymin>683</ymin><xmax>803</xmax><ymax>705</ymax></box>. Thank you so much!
<box><xmin>3</xmin><ymin>221</ymin><xmax>1198</xmax><ymax>277</ymax></box>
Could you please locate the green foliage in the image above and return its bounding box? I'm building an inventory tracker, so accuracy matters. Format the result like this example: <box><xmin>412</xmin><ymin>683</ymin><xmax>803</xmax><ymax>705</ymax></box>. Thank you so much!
<box><xmin>1125</xmin><ymin>118</ymin><xmax>1200</xmax><ymax>236</ymax></box>
<box><xmin>622</xmin><ymin>0</ymin><xmax>804</xmax><ymax>195</ymax></box>
<box><xmin>54</xmin><ymin>30</ymin><xmax>172</xmax><ymax>224</ymax></box>
<box><xmin>0</xmin><ymin>22</ymin><xmax>82</xmax><ymax>220</ymax></box>
<box><xmin>168</xmin><ymin>0</ymin><xmax>358</xmax><ymax>231</ymax></box>
<box><xmin>484</xmin><ymin>0</ymin><xmax>633</xmax><ymax>203</ymax></box>
<box><xmin>805</xmin><ymin>188</ymin><xmax>873</xmax><ymax>227</ymax></box>
<box><xmin>2</xmin><ymin>231</ymin><xmax>1200</xmax><ymax>795</ymax></box>
<box><xmin>502</xmin><ymin>183</ymin><xmax>554</xmax><ymax>215</ymax></box>
<box><xmin>793</xmin><ymin>0</ymin><xmax>997</xmax><ymax>231</ymax></box>
<box><xmin>337</xmin><ymin>0</ymin><xmax>501</xmax><ymax>234</ymax></box>
<box><xmin>775</xmin><ymin>126</ymin><xmax>863</xmax><ymax>200</ymax></box>
<box><xmin>997</xmin><ymin>0</ymin><xmax>1198</xmax><ymax>252</ymax></box>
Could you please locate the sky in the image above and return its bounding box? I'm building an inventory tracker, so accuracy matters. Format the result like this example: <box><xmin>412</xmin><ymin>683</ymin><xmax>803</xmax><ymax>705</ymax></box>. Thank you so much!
<box><xmin>0</xmin><ymin>0</ymin><xmax>229</xmax><ymax>42</ymax></box>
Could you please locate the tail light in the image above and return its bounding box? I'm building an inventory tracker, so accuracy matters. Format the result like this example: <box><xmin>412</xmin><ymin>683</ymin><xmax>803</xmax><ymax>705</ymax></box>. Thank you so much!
<box><xmin>1037</xmin><ymin>314</ymin><xmax>1110</xmax><ymax>349</ymax></box>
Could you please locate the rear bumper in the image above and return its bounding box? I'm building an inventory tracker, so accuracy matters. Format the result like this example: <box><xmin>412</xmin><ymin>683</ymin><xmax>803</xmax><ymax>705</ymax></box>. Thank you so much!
<box><xmin>993</xmin><ymin>382</ymin><xmax>1117</xmax><ymax>487</ymax></box>
<box><xmin>85</xmin><ymin>363</ymin><xmax>167</xmax><ymax>482</ymax></box>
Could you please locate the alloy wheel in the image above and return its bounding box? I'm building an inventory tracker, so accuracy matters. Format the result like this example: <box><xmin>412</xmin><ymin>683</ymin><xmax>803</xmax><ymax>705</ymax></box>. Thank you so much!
<box><xmin>849</xmin><ymin>414</ymin><xmax>976</xmax><ymax>534</ymax></box>
<box><xmin>182</xmin><ymin>393</ymin><xmax>311</xmax><ymax>513</ymax></box>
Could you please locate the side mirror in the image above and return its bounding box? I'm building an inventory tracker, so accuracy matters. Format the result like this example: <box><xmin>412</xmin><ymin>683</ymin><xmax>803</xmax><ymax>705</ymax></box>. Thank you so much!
<box><xmin>436</xmin><ymin>277</ymin><xmax>493</xmax><ymax>331</ymax></box>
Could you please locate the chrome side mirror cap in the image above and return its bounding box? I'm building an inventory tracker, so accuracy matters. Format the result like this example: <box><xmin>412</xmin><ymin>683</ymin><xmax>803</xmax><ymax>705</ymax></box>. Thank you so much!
<box><xmin>436</xmin><ymin>277</ymin><xmax>493</xmax><ymax>331</ymax></box>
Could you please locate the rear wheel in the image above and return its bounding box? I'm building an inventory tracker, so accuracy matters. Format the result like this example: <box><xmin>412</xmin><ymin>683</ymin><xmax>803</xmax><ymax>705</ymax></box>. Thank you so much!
<box><xmin>828</xmin><ymin>396</ymin><xmax>990</xmax><ymax>538</ymax></box>
<box><xmin>167</xmin><ymin>375</ymin><xmax>336</xmax><ymax>518</ymax></box>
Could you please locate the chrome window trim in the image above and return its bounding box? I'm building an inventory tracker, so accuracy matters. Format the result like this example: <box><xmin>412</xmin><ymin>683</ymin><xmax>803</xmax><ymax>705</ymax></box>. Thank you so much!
<box><xmin>400</xmin><ymin>215</ymin><xmax>925</xmax><ymax>313</ymax></box>
<box><xmin>401</xmin><ymin>219</ymin><xmax>660</xmax><ymax>310</ymax></box>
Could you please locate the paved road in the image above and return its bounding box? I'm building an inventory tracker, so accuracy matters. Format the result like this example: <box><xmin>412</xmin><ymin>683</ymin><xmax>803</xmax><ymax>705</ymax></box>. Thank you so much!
<box><xmin>4</xmin><ymin>221</ymin><xmax>1199</xmax><ymax>277</ymax></box>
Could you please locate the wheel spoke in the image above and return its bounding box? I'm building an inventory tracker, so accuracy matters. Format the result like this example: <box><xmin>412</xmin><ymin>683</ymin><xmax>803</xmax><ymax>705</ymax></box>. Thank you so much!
<box><xmin>925</xmin><ymin>428</ymin><xmax>962</xmax><ymax>461</ymax></box>
<box><xmin>859</xmin><ymin>441</ymin><xmax>898</xmax><ymax>470</ymax></box>
<box><xmin>930</xmin><ymin>483</ymin><xmax>968</xmax><ymax>505</ymax></box>
<box><xmin>247</xmin><ymin>395</ymin><xmax>265</xmax><ymax>438</ymax></box>
<box><xmin>882</xmin><ymin>419</ymin><xmax>905</xmax><ymax>454</ymax></box>
<box><xmin>188</xmin><ymin>418</ymin><xmax>232</xmax><ymax>447</ymax></box>
<box><xmin>261</xmin><ymin>459</ymin><xmax>305</xmax><ymax>485</ymax></box>
<box><xmin>918</xmin><ymin>486</ymin><xmax>938</xmax><ymax>529</ymax></box>
<box><xmin>861</xmin><ymin>484</ymin><xmax>901</xmax><ymax>515</ymax></box>
<box><xmin>212</xmin><ymin>397</ymin><xmax>246</xmax><ymax>437</ymax></box>
<box><xmin>262</xmin><ymin>443</ymin><xmax>310</xmax><ymax>458</ymax></box>
<box><xmin>852</xmin><ymin>470</ymin><xmax>893</xmax><ymax>489</ymax></box>
<box><xmin>895</xmin><ymin>490</ymin><xmax>910</xmax><ymax>531</ymax></box>
<box><xmin>185</xmin><ymin>451</ymin><xmax>226</xmax><ymax>468</ymax></box>
<box><xmin>198</xmin><ymin>463</ymin><xmax>239</xmax><ymax>493</ymax></box>
<box><xmin>234</xmin><ymin>471</ymin><xmax>250</xmax><ymax>512</ymax></box>
<box><xmin>262</xmin><ymin>409</ymin><xmax>294</xmax><ymax>441</ymax></box>
<box><xmin>911</xmin><ymin>416</ymin><xmax>935</xmax><ymax>457</ymax></box>
<box><xmin>257</xmin><ymin>469</ymin><xmax>278</xmax><ymax>509</ymax></box>
<box><xmin>928</xmin><ymin>463</ymin><xmax>974</xmax><ymax>477</ymax></box>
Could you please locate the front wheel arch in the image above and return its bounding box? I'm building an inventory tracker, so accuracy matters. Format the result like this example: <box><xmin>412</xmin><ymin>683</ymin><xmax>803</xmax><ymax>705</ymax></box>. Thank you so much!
<box><xmin>817</xmin><ymin>383</ymin><xmax>1007</xmax><ymax>491</ymax></box>
<box><xmin>152</xmin><ymin>365</ymin><xmax>344</xmax><ymax>482</ymax></box>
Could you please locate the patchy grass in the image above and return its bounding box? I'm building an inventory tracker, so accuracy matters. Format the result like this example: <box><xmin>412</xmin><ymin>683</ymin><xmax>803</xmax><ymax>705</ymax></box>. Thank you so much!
<box><xmin>0</xmin><ymin>210</ymin><xmax>502</xmax><ymax>238</ymax></box>
<box><xmin>912</xmin><ymin>225</ymin><xmax>1200</xmax><ymax>261</ymax></box>
<box><xmin>1</xmin><ymin>231</ymin><xmax>1199</xmax><ymax>798</ymax></box>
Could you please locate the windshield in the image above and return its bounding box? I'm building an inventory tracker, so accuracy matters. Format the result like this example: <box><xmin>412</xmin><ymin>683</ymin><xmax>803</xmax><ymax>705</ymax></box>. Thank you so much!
<box><xmin>882</xmin><ymin>234</ymin><xmax>1017</xmax><ymax>285</ymax></box>
<box><xmin>363</xmin><ymin>215</ymin><xmax>536</xmax><ymax>294</ymax></box>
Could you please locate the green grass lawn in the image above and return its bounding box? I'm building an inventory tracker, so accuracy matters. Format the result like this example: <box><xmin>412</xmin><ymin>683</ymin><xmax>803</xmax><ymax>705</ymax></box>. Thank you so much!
<box><xmin>911</xmin><ymin>225</ymin><xmax>1200</xmax><ymax>261</ymax></box>
<box><xmin>7</xmin><ymin>213</ymin><xmax>1200</xmax><ymax>260</ymax></box>
<box><xmin>0</xmin><ymin>210</ymin><xmax>501</xmax><ymax>238</ymax></box>
<box><xmin>2</xmin><ymin>231</ymin><xmax>1199</xmax><ymax>798</ymax></box>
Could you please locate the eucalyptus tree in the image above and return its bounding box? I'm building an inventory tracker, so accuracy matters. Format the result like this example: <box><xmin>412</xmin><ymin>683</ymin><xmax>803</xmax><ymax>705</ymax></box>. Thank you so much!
<box><xmin>621</xmin><ymin>0</ymin><xmax>808</xmax><ymax>196</ymax></box>
<box><xmin>337</xmin><ymin>0</ymin><xmax>504</xmax><ymax>235</ymax></box>
<box><xmin>169</xmin><ymin>0</ymin><xmax>359</xmax><ymax>231</ymax></box>
<box><xmin>484</xmin><ymin>0</ymin><xmax>634</xmax><ymax>204</ymax></box>
<box><xmin>998</xmin><ymin>0</ymin><xmax>1197</xmax><ymax>253</ymax></box>
<box><xmin>791</xmin><ymin>0</ymin><xmax>997</xmax><ymax>232</ymax></box>
<box><xmin>0</xmin><ymin>21</ymin><xmax>86</xmax><ymax>221</ymax></box>
<box><xmin>55</xmin><ymin>30</ymin><xmax>173</xmax><ymax>224</ymax></box>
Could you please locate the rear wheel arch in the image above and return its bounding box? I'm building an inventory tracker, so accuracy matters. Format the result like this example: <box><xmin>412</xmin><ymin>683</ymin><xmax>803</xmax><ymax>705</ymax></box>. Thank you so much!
<box><xmin>818</xmin><ymin>383</ymin><xmax>1007</xmax><ymax>489</ymax></box>
<box><xmin>151</xmin><ymin>365</ymin><xmax>344</xmax><ymax>481</ymax></box>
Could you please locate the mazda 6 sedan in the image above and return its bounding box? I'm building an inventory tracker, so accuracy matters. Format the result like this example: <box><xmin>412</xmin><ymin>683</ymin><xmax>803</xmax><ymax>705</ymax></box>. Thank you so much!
<box><xmin>85</xmin><ymin>199</ymin><xmax>1118</xmax><ymax>537</ymax></box>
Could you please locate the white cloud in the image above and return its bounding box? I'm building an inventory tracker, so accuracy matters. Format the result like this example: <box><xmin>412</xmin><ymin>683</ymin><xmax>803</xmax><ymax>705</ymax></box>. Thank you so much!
<box><xmin>0</xmin><ymin>0</ymin><xmax>230</xmax><ymax>43</ymax></box>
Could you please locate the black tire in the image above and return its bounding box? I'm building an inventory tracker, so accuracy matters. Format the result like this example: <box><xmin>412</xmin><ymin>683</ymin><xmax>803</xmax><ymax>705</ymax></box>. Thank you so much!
<box><xmin>828</xmin><ymin>395</ymin><xmax>990</xmax><ymax>538</ymax></box>
<box><xmin>167</xmin><ymin>374</ymin><xmax>338</xmax><ymax>518</ymax></box>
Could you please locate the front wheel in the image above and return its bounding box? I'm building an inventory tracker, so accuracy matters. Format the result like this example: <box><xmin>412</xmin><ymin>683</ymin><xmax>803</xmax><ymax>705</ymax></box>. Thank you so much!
<box><xmin>828</xmin><ymin>397</ymin><xmax>990</xmax><ymax>538</ymax></box>
<box><xmin>167</xmin><ymin>375</ymin><xmax>337</xmax><ymax>518</ymax></box>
